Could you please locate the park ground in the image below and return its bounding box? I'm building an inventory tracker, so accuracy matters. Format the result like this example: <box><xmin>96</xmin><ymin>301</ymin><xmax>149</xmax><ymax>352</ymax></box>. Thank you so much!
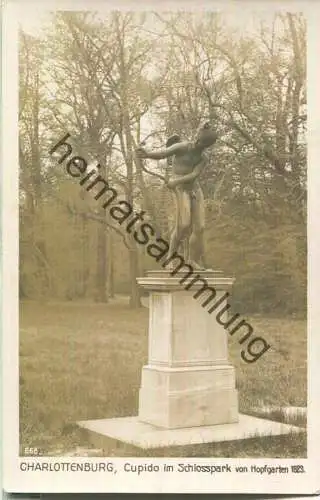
<box><xmin>20</xmin><ymin>299</ymin><xmax>307</xmax><ymax>457</ymax></box>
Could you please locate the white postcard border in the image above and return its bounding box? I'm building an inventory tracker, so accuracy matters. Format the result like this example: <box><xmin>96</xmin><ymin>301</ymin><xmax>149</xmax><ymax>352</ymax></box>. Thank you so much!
<box><xmin>2</xmin><ymin>0</ymin><xmax>319</xmax><ymax>494</ymax></box>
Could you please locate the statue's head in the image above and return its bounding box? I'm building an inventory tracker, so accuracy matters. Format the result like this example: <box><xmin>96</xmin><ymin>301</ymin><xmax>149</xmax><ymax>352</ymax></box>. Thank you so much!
<box><xmin>194</xmin><ymin>121</ymin><xmax>217</xmax><ymax>149</ymax></box>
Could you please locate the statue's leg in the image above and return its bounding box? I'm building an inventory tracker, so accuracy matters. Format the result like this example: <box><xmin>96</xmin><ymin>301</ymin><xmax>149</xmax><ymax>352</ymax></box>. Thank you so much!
<box><xmin>183</xmin><ymin>238</ymin><xmax>190</xmax><ymax>261</ymax></box>
<box><xmin>189</xmin><ymin>185</ymin><xmax>207</xmax><ymax>268</ymax></box>
<box><xmin>168</xmin><ymin>187</ymin><xmax>192</xmax><ymax>259</ymax></box>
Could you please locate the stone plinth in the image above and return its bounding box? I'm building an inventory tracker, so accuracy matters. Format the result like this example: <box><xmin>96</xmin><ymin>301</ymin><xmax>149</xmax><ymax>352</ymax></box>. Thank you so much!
<box><xmin>136</xmin><ymin>270</ymin><xmax>238</xmax><ymax>429</ymax></box>
<box><xmin>77</xmin><ymin>269</ymin><xmax>303</xmax><ymax>450</ymax></box>
<box><xmin>78</xmin><ymin>414</ymin><xmax>304</xmax><ymax>450</ymax></box>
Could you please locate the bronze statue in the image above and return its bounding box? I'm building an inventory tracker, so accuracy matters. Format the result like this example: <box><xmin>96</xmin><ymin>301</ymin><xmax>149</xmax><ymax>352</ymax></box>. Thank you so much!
<box><xmin>136</xmin><ymin>122</ymin><xmax>217</xmax><ymax>269</ymax></box>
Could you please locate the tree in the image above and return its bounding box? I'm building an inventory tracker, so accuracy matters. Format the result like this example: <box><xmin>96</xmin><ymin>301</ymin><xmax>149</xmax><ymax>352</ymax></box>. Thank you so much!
<box><xmin>19</xmin><ymin>32</ymin><xmax>53</xmax><ymax>297</ymax></box>
<box><xmin>19</xmin><ymin>11</ymin><xmax>307</xmax><ymax>314</ymax></box>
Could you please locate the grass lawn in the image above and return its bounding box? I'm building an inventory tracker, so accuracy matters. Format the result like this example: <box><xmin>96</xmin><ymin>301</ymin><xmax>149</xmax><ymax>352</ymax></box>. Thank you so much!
<box><xmin>20</xmin><ymin>299</ymin><xmax>307</xmax><ymax>458</ymax></box>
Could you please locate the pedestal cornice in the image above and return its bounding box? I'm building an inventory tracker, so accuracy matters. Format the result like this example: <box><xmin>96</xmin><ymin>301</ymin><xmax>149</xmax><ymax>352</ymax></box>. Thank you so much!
<box><xmin>137</xmin><ymin>270</ymin><xmax>235</xmax><ymax>291</ymax></box>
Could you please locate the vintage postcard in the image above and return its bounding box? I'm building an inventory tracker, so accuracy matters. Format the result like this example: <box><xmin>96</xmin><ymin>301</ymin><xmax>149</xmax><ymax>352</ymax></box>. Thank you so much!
<box><xmin>2</xmin><ymin>0</ymin><xmax>320</xmax><ymax>494</ymax></box>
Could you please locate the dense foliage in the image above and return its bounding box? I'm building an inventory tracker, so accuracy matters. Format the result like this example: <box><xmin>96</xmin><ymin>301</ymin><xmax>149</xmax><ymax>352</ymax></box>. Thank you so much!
<box><xmin>19</xmin><ymin>12</ymin><xmax>306</xmax><ymax>314</ymax></box>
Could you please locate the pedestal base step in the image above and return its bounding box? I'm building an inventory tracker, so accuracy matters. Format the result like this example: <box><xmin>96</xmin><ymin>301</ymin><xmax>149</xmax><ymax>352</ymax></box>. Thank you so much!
<box><xmin>77</xmin><ymin>414</ymin><xmax>303</xmax><ymax>450</ymax></box>
<box><xmin>139</xmin><ymin>387</ymin><xmax>238</xmax><ymax>428</ymax></box>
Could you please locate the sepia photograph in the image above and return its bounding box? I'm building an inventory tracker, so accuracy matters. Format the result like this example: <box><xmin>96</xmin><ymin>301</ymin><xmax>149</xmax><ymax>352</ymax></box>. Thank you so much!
<box><xmin>2</xmin><ymin>0</ymin><xmax>318</xmax><ymax>494</ymax></box>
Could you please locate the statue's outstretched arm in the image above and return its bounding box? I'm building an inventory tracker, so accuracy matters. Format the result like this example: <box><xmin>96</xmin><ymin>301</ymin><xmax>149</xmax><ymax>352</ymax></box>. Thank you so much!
<box><xmin>136</xmin><ymin>141</ymin><xmax>188</xmax><ymax>160</ymax></box>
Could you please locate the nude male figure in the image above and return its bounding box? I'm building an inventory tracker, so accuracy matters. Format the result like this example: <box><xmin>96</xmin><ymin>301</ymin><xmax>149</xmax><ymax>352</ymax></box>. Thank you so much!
<box><xmin>136</xmin><ymin>122</ymin><xmax>218</xmax><ymax>269</ymax></box>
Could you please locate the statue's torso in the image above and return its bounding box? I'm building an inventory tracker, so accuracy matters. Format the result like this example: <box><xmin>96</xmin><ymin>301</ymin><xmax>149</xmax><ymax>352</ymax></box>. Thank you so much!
<box><xmin>172</xmin><ymin>143</ymin><xmax>203</xmax><ymax>176</ymax></box>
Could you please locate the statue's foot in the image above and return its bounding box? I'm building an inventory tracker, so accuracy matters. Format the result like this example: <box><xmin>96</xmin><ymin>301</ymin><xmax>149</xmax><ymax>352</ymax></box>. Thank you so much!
<box><xmin>188</xmin><ymin>259</ymin><xmax>206</xmax><ymax>270</ymax></box>
<box><xmin>188</xmin><ymin>260</ymin><xmax>215</xmax><ymax>272</ymax></box>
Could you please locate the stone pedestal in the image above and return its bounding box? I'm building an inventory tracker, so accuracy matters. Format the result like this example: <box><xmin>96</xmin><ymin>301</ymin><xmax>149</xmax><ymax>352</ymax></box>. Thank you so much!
<box><xmin>77</xmin><ymin>269</ymin><xmax>304</xmax><ymax>450</ymax></box>
<box><xmin>136</xmin><ymin>270</ymin><xmax>239</xmax><ymax>429</ymax></box>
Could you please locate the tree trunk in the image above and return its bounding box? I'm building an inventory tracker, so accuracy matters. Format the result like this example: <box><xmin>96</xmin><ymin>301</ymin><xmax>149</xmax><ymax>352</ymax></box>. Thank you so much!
<box><xmin>81</xmin><ymin>215</ymin><xmax>89</xmax><ymax>297</ymax></box>
<box><xmin>31</xmin><ymin>67</ymin><xmax>51</xmax><ymax>297</ymax></box>
<box><xmin>95</xmin><ymin>214</ymin><xmax>108</xmax><ymax>302</ymax></box>
<box><xmin>128</xmin><ymin>246</ymin><xmax>141</xmax><ymax>308</ymax></box>
<box><xmin>107</xmin><ymin>230</ymin><xmax>115</xmax><ymax>298</ymax></box>
<box><xmin>115</xmin><ymin>14</ymin><xmax>142</xmax><ymax>308</ymax></box>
